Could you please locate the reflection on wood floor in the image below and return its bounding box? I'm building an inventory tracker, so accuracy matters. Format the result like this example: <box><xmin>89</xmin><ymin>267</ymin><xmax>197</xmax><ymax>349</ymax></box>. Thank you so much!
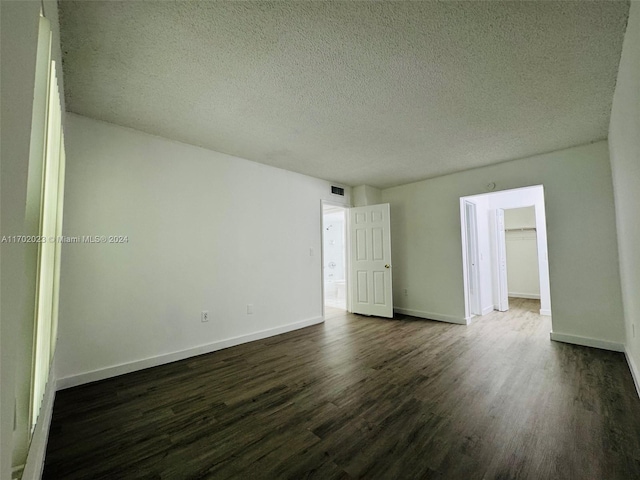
<box><xmin>44</xmin><ymin>299</ymin><xmax>640</xmax><ymax>479</ymax></box>
<box><xmin>324</xmin><ymin>305</ymin><xmax>347</xmax><ymax>320</ymax></box>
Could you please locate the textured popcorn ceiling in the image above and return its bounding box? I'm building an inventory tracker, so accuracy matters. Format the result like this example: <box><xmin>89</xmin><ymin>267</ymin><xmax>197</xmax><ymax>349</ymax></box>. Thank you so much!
<box><xmin>59</xmin><ymin>1</ymin><xmax>629</xmax><ymax>188</ymax></box>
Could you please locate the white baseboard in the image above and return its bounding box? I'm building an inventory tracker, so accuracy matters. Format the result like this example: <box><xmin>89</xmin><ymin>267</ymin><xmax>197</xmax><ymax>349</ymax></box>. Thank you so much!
<box><xmin>394</xmin><ymin>308</ymin><xmax>467</xmax><ymax>325</ymax></box>
<box><xmin>481</xmin><ymin>305</ymin><xmax>496</xmax><ymax>316</ymax></box>
<box><xmin>57</xmin><ymin>316</ymin><xmax>324</xmax><ymax>390</ymax></box>
<box><xmin>11</xmin><ymin>465</ymin><xmax>25</xmax><ymax>480</ymax></box>
<box><xmin>550</xmin><ymin>332</ymin><xmax>625</xmax><ymax>352</ymax></box>
<box><xmin>466</xmin><ymin>307</ymin><xmax>494</xmax><ymax>325</ymax></box>
<box><xmin>22</xmin><ymin>365</ymin><xmax>57</xmax><ymax>480</ymax></box>
<box><xmin>539</xmin><ymin>308</ymin><xmax>552</xmax><ymax>316</ymax></box>
<box><xmin>508</xmin><ymin>292</ymin><xmax>540</xmax><ymax>299</ymax></box>
<box><xmin>625</xmin><ymin>348</ymin><xmax>640</xmax><ymax>399</ymax></box>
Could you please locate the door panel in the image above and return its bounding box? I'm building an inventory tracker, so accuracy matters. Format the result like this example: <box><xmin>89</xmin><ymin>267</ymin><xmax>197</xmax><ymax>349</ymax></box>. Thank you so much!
<box><xmin>373</xmin><ymin>271</ymin><xmax>386</xmax><ymax>304</ymax></box>
<box><xmin>357</xmin><ymin>271</ymin><xmax>368</xmax><ymax>303</ymax></box>
<box><xmin>349</xmin><ymin>203</ymin><xmax>393</xmax><ymax>317</ymax></box>
<box><xmin>464</xmin><ymin>200</ymin><xmax>481</xmax><ymax>316</ymax></box>
<box><xmin>372</xmin><ymin>228</ymin><xmax>384</xmax><ymax>260</ymax></box>
<box><xmin>355</xmin><ymin>229</ymin><xmax>367</xmax><ymax>260</ymax></box>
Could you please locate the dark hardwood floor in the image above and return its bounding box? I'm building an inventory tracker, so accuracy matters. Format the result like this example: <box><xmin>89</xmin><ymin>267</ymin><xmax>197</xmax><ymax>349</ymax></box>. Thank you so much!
<box><xmin>44</xmin><ymin>299</ymin><xmax>640</xmax><ymax>479</ymax></box>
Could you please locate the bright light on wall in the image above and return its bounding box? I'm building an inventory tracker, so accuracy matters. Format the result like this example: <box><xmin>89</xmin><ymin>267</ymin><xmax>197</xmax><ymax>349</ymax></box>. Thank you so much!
<box><xmin>29</xmin><ymin>19</ymin><xmax>66</xmax><ymax>433</ymax></box>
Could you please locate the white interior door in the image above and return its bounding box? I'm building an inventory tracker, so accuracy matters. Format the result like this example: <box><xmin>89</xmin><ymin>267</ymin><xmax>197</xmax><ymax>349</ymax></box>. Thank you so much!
<box><xmin>496</xmin><ymin>208</ymin><xmax>509</xmax><ymax>311</ymax></box>
<box><xmin>464</xmin><ymin>201</ymin><xmax>481</xmax><ymax>316</ymax></box>
<box><xmin>349</xmin><ymin>203</ymin><xmax>393</xmax><ymax>318</ymax></box>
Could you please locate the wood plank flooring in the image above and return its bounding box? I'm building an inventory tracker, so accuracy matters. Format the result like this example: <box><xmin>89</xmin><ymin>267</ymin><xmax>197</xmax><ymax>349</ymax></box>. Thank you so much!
<box><xmin>44</xmin><ymin>299</ymin><xmax>640</xmax><ymax>479</ymax></box>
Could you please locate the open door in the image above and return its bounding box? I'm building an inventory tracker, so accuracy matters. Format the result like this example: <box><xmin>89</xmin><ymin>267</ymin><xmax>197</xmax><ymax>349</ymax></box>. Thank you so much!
<box><xmin>496</xmin><ymin>208</ymin><xmax>509</xmax><ymax>311</ymax></box>
<box><xmin>464</xmin><ymin>200</ymin><xmax>481</xmax><ymax>316</ymax></box>
<box><xmin>349</xmin><ymin>203</ymin><xmax>393</xmax><ymax>318</ymax></box>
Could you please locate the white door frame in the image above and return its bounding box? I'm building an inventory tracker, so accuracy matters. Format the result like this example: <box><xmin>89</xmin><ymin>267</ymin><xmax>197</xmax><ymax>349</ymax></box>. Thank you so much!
<box><xmin>321</xmin><ymin>200</ymin><xmax>351</xmax><ymax>318</ymax></box>
<box><xmin>460</xmin><ymin>186</ymin><xmax>551</xmax><ymax>319</ymax></box>
<box><xmin>496</xmin><ymin>208</ymin><xmax>509</xmax><ymax>312</ymax></box>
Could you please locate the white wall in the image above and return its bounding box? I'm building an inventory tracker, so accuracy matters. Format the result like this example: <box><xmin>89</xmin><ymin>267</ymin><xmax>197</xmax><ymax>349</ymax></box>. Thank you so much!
<box><xmin>504</xmin><ymin>207</ymin><xmax>536</xmax><ymax>229</ymax></box>
<box><xmin>382</xmin><ymin>141</ymin><xmax>625</xmax><ymax>346</ymax></box>
<box><xmin>0</xmin><ymin>2</ymin><xmax>39</xmax><ymax>475</ymax></box>
<box><xmin>353</xmin><ymin>185</ymin><xmax>382</xmax><ymax>207</ymax></box>
<box><xmin>609</xmin><ymin>2</ymin><xmax>640</xmax><ymax>388</ymax></box>
<box><xmin>0</xmin><ymin>1</ymin><xmax>65</xmax><ymax>477</ymax></box>
<box><xmin>57</xmin><ymin>114</ymin><xmax>351</xmax><ymax>386</ymax></box>
<box><xmin>505</xmin><ymin>207</ymin><xmax>540</xmax><ymax>299</ymax></box>
<box><xmin>505</xmin><ymin>231</ymin><xmax>540</xmax><ymax>298</ymax></box>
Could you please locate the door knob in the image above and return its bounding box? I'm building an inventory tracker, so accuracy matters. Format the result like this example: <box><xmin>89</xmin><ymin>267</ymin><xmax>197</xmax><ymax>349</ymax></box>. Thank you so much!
<box><xmin>385</xmin><ymin>264</ymin><xmax>390</xmax><ymax>268</ymax></box>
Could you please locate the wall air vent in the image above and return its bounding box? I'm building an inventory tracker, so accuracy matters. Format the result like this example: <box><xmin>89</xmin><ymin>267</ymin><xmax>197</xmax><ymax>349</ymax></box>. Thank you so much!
<box><xmin>331</xmin><ymin>186</ymin><xmax>345</xmax><ymax>196</ymax></box>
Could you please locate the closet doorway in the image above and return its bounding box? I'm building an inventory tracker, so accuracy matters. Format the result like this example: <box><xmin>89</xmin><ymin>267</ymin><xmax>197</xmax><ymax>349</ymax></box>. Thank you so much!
<box><xmin>496</xmin><ymin>206</ymin><xmax>542</xmax><ymax>311</ymax></box>
<box><xmin>460</xmin><ymin>185</ymin><xmax>552</xmax><ymax>321</ymax></box>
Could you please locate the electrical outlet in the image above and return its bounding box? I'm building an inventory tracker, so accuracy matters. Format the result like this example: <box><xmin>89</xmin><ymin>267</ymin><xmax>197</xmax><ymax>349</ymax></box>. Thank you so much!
<box><xmin>403</xmin><ymin>289</ymin><xmax>408</xmax><ymax>296</ymax></box>
<box><xmin>201</xmin><ymin>311</ymin><xmax>209</xmax><ymax>322</ymax></box>
<box><xmin>247</xmin><ymin>304</ymin><xmax>254</xmax><ymax>315</ymax></box>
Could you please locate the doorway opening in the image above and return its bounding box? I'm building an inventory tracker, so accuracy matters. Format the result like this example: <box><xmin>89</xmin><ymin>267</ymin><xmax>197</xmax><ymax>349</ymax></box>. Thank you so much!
<box><xmin>322</xmin><ymin>204</ymin><xmax>347</xmax><ymax>318</ymax></box>
<box><xmin>501</xmin><ymin>206</ymin><xmax>541</xmax><ymax>309</ymax></box>
<box><xmin>460</xmin><ymin>185</ymin><xmax>552</xmax><ymax>323</ymax></box>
